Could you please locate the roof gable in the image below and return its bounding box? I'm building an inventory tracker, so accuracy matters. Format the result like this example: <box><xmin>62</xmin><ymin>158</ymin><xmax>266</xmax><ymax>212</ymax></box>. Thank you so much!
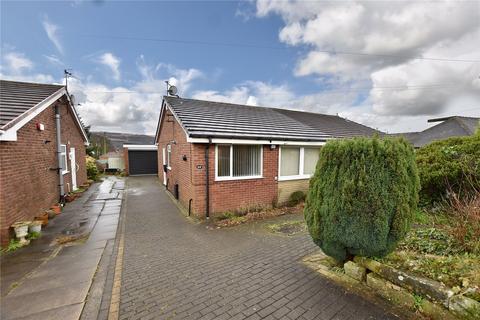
<box><xmin>0</xmin><ymin>80</ymin><xmax>89</xmax><ymax>143</ymax></box>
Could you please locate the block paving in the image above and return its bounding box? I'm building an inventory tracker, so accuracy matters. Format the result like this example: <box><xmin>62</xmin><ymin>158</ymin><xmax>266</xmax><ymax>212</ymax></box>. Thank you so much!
<box><xmin>116</xmin><ymin>176</ymin><xmax>399</xmax><ymax>320</ymax></box>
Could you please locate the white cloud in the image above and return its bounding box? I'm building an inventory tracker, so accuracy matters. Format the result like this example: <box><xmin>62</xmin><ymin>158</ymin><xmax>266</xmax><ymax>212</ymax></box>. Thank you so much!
<box><xmin>2</xmin><ymin>52</ymin><xmax>33</xmax><ymax>73</ymax></box>
<box><xmin>66</xmin><ymin>59</ymin><xmax>203</xmax><ymax>134</ymax></box>
<box><xmin>43</xmin><ymin>54</ymin><xmax>63</xmax><ymax>66</ymax></box>
<box><xmin>136</xmin><ymin>56</ymin><xmax>203</xmax><ymax>95</ymax></box>
<box><xmin>42</xmin><ymin>16</ymin><xmax>64</xmax><ymax>55</ymax></box>
<box><xmin>97</xmin><ymin>52</ymin><xmax>121</xmax><ymax>81</ymax></box>
<box><xmin>252</xmin><ymin>0</ymin><xmax>480</xmax><ymax>129</ymax></box>
<box><xmin>0</xmin><ymin>50</ymin><xmax>56</xmax><ymax>83</ymax></box>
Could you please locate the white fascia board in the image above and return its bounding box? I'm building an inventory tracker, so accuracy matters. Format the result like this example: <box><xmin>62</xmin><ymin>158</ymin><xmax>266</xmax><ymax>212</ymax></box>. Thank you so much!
<box><xmin>123</xmin><ymin>144</ymin><xmax>158</xmax><ymax>150</ymax></box>
<box><xmin>186</xmin><ymin>137</ymin><xmax>328</xmax><ymax>146</ymax></box>
<box><xmin>0</xmin><ymin>88</ymin><xmax>66</xmax><ymax>142</ymax></box>
<box><xmin>272</xmin><ymin>140</ymin><xmax>327</xmax><ymax>146</ymax></box>
<box><xmin>64</xmin><ymin>92</ymin><xmax>89</xmax><ymax>144</ymax></box>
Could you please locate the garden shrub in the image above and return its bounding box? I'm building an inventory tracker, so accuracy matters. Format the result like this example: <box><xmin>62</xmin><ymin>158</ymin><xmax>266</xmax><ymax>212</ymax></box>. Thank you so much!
<box><xmin>86</xmin><ymin>156</ymin><xmax>100</xmax><ymax>181</ymax></box>
<box><xmin>304</xmin><ymin>137</ymin><xmax>420</xmax><ymax>262</ymax></box>
<box><xmin>416</xmin><ymin>132</ymin><xmax>480</xmax><ymax>204</ymax></box>
<box><xmin>287</xmin><ymin>191</ymin><xmax>306</xmax><ymax>207</ymax></box>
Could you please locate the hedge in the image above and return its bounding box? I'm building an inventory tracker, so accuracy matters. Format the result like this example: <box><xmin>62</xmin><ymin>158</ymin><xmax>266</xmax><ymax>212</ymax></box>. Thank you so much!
<box><xmin>304</xmin><ymin>137</ymin><xmax>420</xmax><ymax>262</ymax></box>
<box><xmin>416</xmin><ymin>131</ymin><xmax>480</xmax><ymax>203</ymax></box>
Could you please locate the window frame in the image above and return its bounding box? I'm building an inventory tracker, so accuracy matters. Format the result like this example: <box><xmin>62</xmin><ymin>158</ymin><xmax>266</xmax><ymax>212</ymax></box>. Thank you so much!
<box><xmin>166</xmin><ymin>144</ymin><xmax>172</xmax><ymax>170</ymax></box>
<box><xmin>214</xmin><ymin>144</ymin><xmax>263</xmax><ymax>181</ymax></box>
<box><xmin>278</xmin><ymin>146</ymin><xmax>319</xmax><ymax>181</ymax></box>
<box><xmin>60</xmin><ymin>144</ymin><xmax>69</xmax><ymax>175</ymax></box>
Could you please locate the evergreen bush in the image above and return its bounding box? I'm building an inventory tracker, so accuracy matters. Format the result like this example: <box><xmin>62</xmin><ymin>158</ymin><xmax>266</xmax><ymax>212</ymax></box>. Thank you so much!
<box><xmin>86</xmin><ymin>156</ymin><xmax>100</xmax><ymax>181</ymax></box>
<box><xmin>304</xmin><ymin>137</ymin><xmax>420</xmax><ymax>262</ymax></box>
<box><xmin>416</xmin><ymin>131</ymin><xmax>480</xmax><ymax>204</ymax></box>
<box><xmin>287</xmin><ymin>191</ymin><xmax>306</xmax><ymax>207</ymax></box>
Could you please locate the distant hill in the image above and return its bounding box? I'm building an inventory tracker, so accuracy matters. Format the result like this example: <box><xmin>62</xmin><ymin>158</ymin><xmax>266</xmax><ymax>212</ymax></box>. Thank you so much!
<box><xmin>90</xmin><ymin>131</ymin><xmax>155</xmax><ymax>152</ymax></box>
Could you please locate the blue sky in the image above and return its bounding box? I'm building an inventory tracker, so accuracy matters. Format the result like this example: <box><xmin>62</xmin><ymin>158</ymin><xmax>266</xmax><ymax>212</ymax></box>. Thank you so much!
<box><xmin>2</xmin><ymin>1</ymin><xmax>306</xmax><ymax>91</ymax></box>
<box><xmin>1</xmin><ymin>1</ymin><xmax>479</xmax><ymax>134</ymax></box>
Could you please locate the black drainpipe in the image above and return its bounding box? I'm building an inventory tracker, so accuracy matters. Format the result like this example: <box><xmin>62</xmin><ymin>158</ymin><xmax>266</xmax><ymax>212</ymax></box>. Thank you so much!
<box><xmin>205</xmin><ymin>138</ymin><xmax>211</xmax><ymax>219</ymax></box>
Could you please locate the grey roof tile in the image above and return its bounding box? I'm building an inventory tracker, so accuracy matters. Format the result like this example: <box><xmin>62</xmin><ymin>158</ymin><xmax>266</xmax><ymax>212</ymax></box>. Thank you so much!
<box><xmin>164</xmin><ymin>96</ymin><xmax>379</xmax><ymax>141</ymax></box>
<box><xmin>0</xmin><ymin>80</ymin><xmax>64</xmax><ymax>129</ymax></box>
<box><xmin>390</xmin><ymin>116</ymin><xmax>479</xmax><ymax>147</ymax></box>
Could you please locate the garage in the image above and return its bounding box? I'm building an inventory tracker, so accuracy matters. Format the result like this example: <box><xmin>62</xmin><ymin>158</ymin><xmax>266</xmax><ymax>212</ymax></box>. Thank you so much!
<box><xmin>123</xmin><ymin>145</ymin><xmax>158</xmax><ymax>175</ymax></box>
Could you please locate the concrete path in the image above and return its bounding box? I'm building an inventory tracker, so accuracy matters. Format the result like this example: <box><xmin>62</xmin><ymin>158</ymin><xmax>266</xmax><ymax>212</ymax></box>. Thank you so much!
<box><xmin>0</xmin><ymin>176</ymin><xmax>124</xmax><ymax>320</ymax></box>
<box><xmin>112</xmin><ymin>176</ymin><xmax>399</xmax><ymax>320</ymax></box>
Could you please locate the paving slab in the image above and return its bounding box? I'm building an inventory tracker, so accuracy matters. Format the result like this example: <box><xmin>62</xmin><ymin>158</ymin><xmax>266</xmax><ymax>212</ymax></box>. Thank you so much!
<box><xmin>8</xmin><ymin>266</ymin><xmax>99</xmax><ymax>297</ymax></box>
<box><xmin>0</xmin><ymin>176</ymin><xmax>124</xmax><ymax>320</ymax></box>
<box><xmin>14</xmin><ymin>303</ymin><xmax>84</xmax><ymax>320</ymax></box>
<box><xmin>1</xmin><ymin>281</ymin><xmax>91</xmax><ymax>319</ymax></box>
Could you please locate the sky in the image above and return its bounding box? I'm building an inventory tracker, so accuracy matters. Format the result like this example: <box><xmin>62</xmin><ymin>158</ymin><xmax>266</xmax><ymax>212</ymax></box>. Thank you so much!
<box><xmin>1</xmin><ymin>0</ymin><xmax>479</xmax><ymax>135</ymax></box>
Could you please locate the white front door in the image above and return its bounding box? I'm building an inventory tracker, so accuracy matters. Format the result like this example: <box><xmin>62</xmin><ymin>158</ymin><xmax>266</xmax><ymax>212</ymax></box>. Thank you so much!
<box><xmin>70</xmin><ymin>147</ymin><xmax>78</xmax><ymax>190</ymax></box>
<box><xmin>162</xmin><ymin>147</ymin><xmax>167</xmax><ymax>185</ymax></box>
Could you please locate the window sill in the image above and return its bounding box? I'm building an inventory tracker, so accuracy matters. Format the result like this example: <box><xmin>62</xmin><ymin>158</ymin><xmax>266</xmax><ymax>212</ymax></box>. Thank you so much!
<box><xmin>62</xmin><ymin>170</ymin><xmax>70</xmax><ymax>175</ymax></box>
<box><xmin>215</xmin><ymin>176</ymin><xmax>263</xmax><ymax>182</ymax></box>
<box><xmin>278</xmin><ymin>175</ymin><xmax>312</xmax><ymax>181</ymax></box>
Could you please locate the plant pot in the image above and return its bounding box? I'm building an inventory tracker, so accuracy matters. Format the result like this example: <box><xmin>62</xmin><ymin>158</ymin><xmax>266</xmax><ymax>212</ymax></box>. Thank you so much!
<box><xmin>46</xmin><ymin>210</ymin><xmax>56</xmax><ymax>219</ymax></box>
<box><xmin>65</xmin><ymin>194</ymin><xmax>76</xmax><ymax>202</ymax></box>
<box><xmin>12</xmin><ymin>221</ymin><xmax>31</xmax><ymax>245</ymax></box>
<box><xmin>29</xmin><ymin>221</ymin><xmax>42</xmax><ymax>233</ymax></box>
<box><xmin>34</xmin><ymin>212</ymin><xmax>48</xmax><ymax>226</ymax></box>
<box><xmin>51</xmin><ymin>205</ymin><xmax>62</xmax><ymax>215</ymax></box>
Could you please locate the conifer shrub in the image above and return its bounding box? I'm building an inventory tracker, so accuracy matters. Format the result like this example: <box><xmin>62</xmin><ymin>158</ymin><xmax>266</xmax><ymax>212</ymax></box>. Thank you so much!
<box><xmin>304</xmin><ymin>137</ymin><xmax>420</xmax><ymax>262</ymax></box>
<box><xmin>287</xmin><ymin>191</ymin><xmax>306</xmax><ymax>207</ymax></box>
<box><xmin>416</xmin><ymin>132</ymin><xmax>480</xmax><ymax>204</ymax></box>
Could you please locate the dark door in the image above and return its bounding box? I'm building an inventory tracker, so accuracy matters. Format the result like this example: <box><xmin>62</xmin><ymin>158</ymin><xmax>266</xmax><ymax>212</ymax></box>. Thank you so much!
<box><xmin>128</xmin><ymin>150</ymin><xmax>158</xmax><ymax>175</ymax></box>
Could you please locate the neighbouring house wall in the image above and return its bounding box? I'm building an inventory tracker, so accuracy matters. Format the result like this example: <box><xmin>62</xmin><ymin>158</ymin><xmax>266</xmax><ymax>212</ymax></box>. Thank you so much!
<box><xmin>0</xmin><ymin>101</ymin><xmax>87</xmax><ymax>245</ymax></box>
<box><xmin>278</xmin><ymin>179</ymin><xmax>310</xmax><ymax>204</ymax></box>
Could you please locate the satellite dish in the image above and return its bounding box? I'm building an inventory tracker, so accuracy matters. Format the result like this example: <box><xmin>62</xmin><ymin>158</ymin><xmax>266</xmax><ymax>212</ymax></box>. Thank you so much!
<box><xmin>168</xmin><ymin>85</ymin><xmax>178</xmax><ymax>96</ymax></box>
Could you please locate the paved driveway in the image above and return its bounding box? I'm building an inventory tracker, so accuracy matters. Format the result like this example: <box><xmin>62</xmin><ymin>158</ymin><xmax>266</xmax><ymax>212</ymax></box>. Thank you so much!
<box><xmin>118</xmin><ymin>176</ymin><xmax>398</xmax><ymax>320</ymax></box>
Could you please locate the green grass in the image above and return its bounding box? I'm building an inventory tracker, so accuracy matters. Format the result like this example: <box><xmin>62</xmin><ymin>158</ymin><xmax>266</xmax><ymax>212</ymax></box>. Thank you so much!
<box><xmin>2</xmin><ymin>239</ymin><xmax>23</xmax><ymax>253</ymax></box>
<box><xmin>27</xmin><ymin>231</ymin><xmax>41</xmax><ymax>240</ymax></box>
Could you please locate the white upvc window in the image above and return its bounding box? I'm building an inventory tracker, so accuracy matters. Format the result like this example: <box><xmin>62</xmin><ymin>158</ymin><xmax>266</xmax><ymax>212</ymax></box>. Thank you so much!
<box><xmin>60</xmin><ymin>144</ymin><xmax>69</xmax><ymax>174</ymax></box>
<box><xmin>279</xmin><ymin>146</ymin><xmax>320</xmax><ymax>181</ymax></box>
<box><xmin>167</xmin><ymin>144</ymin><xmax>172</xmax><ymax>169</ymax></box>
<box><xmin>215</xmin><ymin>144</ymin><xmax>263</xmax><ymax>181</ymax></box>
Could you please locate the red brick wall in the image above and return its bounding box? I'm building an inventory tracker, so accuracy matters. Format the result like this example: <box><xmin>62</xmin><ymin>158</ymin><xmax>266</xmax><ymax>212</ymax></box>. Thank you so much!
<box><xmin>190</xmin><ymin>145</ymin><xmax>278</xmax><ymax>216</ymax></box>
<box><xmin>123</xmin><ymin>147</ymin><xmax>129</xmax><ymax>175</ymax></box>
<box><xmin>157</xmin><ymin>111</ymin><xmax>197</xmax><ymax>213</ymax></box>
<box><xmin>0</xmin><ymin>101</ymin><xmax>87</xmax><ymax>245</ymax></box>
<box><xmin>156</xmin><ymin>108</ymin><xmax>279</xmax><ymax>218</ymax></box>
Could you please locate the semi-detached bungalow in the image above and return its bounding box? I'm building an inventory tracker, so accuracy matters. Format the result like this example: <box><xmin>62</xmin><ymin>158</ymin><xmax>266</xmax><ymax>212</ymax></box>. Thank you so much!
<box><xmin>155</xmin><ymin>96</ymin><xmax>379</xmax><ymax>218</ymax></box>
<box><xmin>0</xmin><ymin>80</ymin><xmax>89</xmax><ymax>245</ymax></box>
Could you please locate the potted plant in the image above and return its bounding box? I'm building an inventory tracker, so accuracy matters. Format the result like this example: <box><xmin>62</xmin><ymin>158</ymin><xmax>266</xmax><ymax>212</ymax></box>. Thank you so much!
<box><xmin>34</xmin><ymin>212</ymin><xmax>48</xmax><ymax>226</ymax></box>
<box><xmin>46</xmin><ymin>209</ymin><xmax>56</xmax><ymax>219</ymax></box>
<box><xmin>51</xmin><ymin>204</ymin><xmax>62</xmax><ymax>215</ymax></box>
<box><xmin>11</xmin><ymin>221</ymin><xmax>31</xmax><ymax>245</ymax></box>
<box><xmin>29</xmin><ymin>221</ymin><xmax>42</xmax><ymax>233</ymax></box>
